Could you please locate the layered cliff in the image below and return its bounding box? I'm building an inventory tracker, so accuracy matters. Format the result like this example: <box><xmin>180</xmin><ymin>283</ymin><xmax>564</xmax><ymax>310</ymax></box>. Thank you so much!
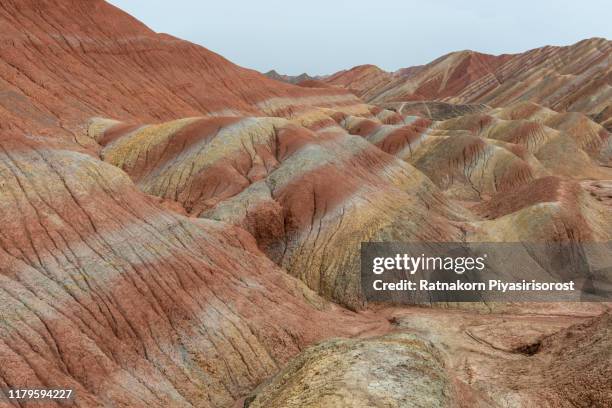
<box><xmin>0</xmin><ymin>1</ymin><xmax>386</xmax><ymax>406</ymax></box>
<box><xmin>0</xmin><ymin>1</ymin><xmax>609</xmax><ymax>407</ymax></box>
<box><xmin>326</xmin><ymin>38</ymin><xmax>611</xmax><ymax>123</ymax></box>
<box><xmin>0</xmin><ymin>0</ymin><xmax>364</xmax><ymax>140</ymax></box>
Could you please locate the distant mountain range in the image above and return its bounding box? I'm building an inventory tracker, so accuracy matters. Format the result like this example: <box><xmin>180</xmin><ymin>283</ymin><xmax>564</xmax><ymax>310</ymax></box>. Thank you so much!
<box><xmin>266</xmin><ymin>38</ymin><xmax>611</xmax><ymax>130</ymax></box>
<box><xmin>263</xmin><ymin>69</ymin><xmax>318</xmax><ymax>84</ymax></box>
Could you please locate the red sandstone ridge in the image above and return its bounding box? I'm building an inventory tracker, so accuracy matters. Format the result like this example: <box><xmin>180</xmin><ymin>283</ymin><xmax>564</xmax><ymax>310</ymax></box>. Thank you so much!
<box><xmin>326</xmin><ymin>39</ymin><xmax>611</xmax><ymax>123</ymax></box>
<box><xmin>325</xmin><ymin>51</ymin><xmax>510</xmax><ymax>101</ymax></box>
<box><xmin>295</xmin><ymin>79</ymin><xmax>332</xmax><ymax>88</ymax></box>
<box><xmin>0</xmin><ymin>1</ymin><xmax>384</xmax><ymax>406</ymax></box>
<box><xmin>0</xmin><ymin>132</ymin><xmax>389</xmax><ymax>407</ymax></box>
<box><xmin>0</xmin><ymin>1</ymin><xmax>610</xmax><ymax>407</ymax></box>
<box><xmin>0</xmin><ymin>0</ymin><xmax>363</xmax><ymax>140</ymax></box>
<box><xmin>325</xmin><ymin>64</ymin><xmax>394</xmax><ymax>99</ymax></box>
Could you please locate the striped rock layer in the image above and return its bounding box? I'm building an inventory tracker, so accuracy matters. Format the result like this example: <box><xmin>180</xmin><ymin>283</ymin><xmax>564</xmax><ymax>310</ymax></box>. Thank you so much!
<box><xmin>0</xmin><ymin>1</ymin><xmax>382</xmax><ymax>406</ymax></box>
<box><xmin>0</xmin><ymin>1</ymin><xmax>610</xmax><ymax>408</ymax></box>
<box><xmin>325</xmin><ymin>38</ymin><xmax>612</xmax><ymax>128</ymax></box>
<box><xmin>0</xmin><ymin>133</ymin><xmax>392</xmax><ymax>407</ymax></box>
<box><xmin>0</xmin><ymin>0</ymin><xmax>366</xmax><ymax>142</ymax></box>
<box><xmin>91</xmin><ymin>103</ymin><xmax>611</xmax><ymax>309</ymax></box>
<box><xmin>90</xmin><ymin>114</ymin><xmax>467</xmax><ymax>310</ymax></box>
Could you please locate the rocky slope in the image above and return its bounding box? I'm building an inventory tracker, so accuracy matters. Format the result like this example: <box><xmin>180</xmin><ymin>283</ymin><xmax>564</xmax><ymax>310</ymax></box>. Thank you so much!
<box><xmin>0</xmin><ymin>1</ymin><xmax>384</xmax><ymax>407</ymax></box>
<box><xmin>0</xmin><ymin>0</ymin><xmax>365</xmax><ymax>141</ymax></box>
<box><xmin>386</xmin><ymin>307</ymin><xmax>611</xmax><ymax>407</ymax></box>
<box><xmin>245</xmin><ymin>333</ymin><xmax>453</xmax><ymax>408</ymax></box>
<box><xmin>326</xmin><ymin>38</ymin><xmax>611</xmax><ymax>126</ymax></box>
<box><xmin>88</xmin><ymin>113</ymin><xmax>468</xmax><ymax>310</ymax></box>
<box><xmin>0</xmin><ymin>1</ymin><xmax>610</xmax><ymax>407</ymax></box>
<box><xmin>243</xmin><ymin>310</ymin><xmax>611</xmax><ymax>407</ymax></box>
<box><xmin>325</xmin><ymin>64</ymin><xmax>395</xmax><ymax>100</ymax></box>
<box><xmin>0</xmin><ymin>132</ymin><xmax>393</xmax><ymax>407</ymax></box>
<box><xmin>86</xmin><ymin>101</ymin><xmax>610</xmax><ymax>311</ymax></box>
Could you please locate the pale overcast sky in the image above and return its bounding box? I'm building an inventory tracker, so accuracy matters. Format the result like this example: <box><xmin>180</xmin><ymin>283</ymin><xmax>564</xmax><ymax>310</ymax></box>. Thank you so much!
<box><xmin>108</xmin><ymin>0</ymin><xmax>611</xmax><ymax>76</ymax></box>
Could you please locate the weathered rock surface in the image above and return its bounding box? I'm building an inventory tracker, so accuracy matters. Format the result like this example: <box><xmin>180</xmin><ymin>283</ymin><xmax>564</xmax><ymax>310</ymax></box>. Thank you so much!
<box><xmin>512</xmin><ymin>312</ymin><xmax>611</xmax><ymax>407</ymax></box>
<box><xmin>88</xmin><ymin>107</ymin><xmax>611</xmax><ymax>312</ymax></box>
<box><xmin>326</xmin><ymin>39</ymin><xmax>611</xmax><ymax>124</ymax></box>
<box><xmin>89</xmin><ymin>115</ymin><xmax>468</xmax><ymax>309</ymax></box>
<box><xmin>0</xmin><ymin>0</ymin><xmax>366</xmax><ymax>142</ymax></box>
<box><xmin>334</xmin><ymin>103</ymin><xmax>611</xmax><ymax>242</ymax></box>
<box><xmin>325</xmin><ymin>65</ymin><xmax>396</xmax><ymax>100</ymax></box>
<box><xmin>243</xmin><ymin>309</ymin><xmax>611</xmax><ymax>408</ymax></box>
<box><xmin>339</xmin><ymin>103</ymin><xmax>611</xmax><ymax>187</ymax></box>
<box><xmin>245</xmin><ymin>333</ymin><xmax>454</xmax><ymax>408</ymax></box>
<box><xmin>381</xmin><ymin>101</ymin><xmax>490</xmax><ymax>121</ymax></box>
<box><xmin>0</xmin><ymin>1</ymin><xmax>610</xmax><ymax>407</ymax></box>
<box><xmin>0</xmin><ymin>1</ymin><xmax>388</xmax><ymax>406</ymax></box>
<box><xmin>0</xmin><ymin>133</ymin><xmax>391</xmax><ymax>407</ymax></box>
<box><xmin>387</xmin><ymin>307</ymin><xmax>611</xmax><ymax>408</ymax></box>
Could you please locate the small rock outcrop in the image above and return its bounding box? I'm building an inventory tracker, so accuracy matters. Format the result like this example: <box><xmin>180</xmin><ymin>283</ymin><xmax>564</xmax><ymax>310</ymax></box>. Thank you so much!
<box><xmin>245</xmin><ymin>333</ymin><xmax>454</xmax><ymax>408</ymax></box>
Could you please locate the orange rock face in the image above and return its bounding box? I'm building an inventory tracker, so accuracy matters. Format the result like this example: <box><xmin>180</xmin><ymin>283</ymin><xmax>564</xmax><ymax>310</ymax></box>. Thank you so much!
<box><xmin>0</xmin><ymin>0</ymin><xmax>364</xmax><ymax>140</ymax></box>
<box><xmin>0</xmin><ymin>1</ymin><xmax>610</xmax><ymax>407</ymax></box>
<box><xmin>0</xmin><ymin>1</ymin><xmax>385</xmax><ymax>406</ymax></box>
<box><xmin>326</xmin><ymin>39</ymin><xmax>611</xmax><ymax>125</ymax></box>
<box><xmin>0</xmin><ymin>132</ymin><xmax>392</xmax><ymax>407</ymax></box>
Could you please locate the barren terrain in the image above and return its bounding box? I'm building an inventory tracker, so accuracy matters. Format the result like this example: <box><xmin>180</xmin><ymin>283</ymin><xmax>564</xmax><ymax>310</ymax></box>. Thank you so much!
<box><xmin>0</xmin><ymin>1</ymin><xmax>610</xmax><ymax>407</ymax></box>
